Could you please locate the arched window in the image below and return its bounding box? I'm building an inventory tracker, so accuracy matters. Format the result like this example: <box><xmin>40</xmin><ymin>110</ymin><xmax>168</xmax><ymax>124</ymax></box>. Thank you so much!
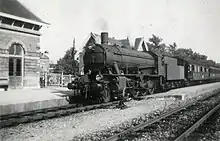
<box><xmin>9</xmin><ymin>43</ymin><xmax>24</xmax><ymax>56</ymax></box>
<box><xmin>8</xmin><ymin>43</ymin><xmax>24</xmax><ymax>77</ymax></box>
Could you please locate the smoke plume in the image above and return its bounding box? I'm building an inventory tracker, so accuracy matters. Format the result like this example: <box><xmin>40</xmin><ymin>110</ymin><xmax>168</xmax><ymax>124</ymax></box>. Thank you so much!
<box><xmin>94</xmin><ymin>18</ymin><xmax>108</xmax><ymax>32</ymax></box>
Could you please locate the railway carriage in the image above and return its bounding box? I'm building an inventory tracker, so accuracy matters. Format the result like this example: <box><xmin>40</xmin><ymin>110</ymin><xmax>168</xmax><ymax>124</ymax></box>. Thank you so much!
<box><xmin>209</xmin><ymin>66</ymin><xmax>220</xmax><ymax>80</ymax></box>
<box><xmin>183</xmin><ymin>59</ymin><xmax>220</xmax><ymax>84</ymax></box>
<box><xmin>67</xmin><ymin>32</ymin><xmax>220</xmax><ymax>104</ymax></box>
<box><xmin>183</xmin><ymin>59</ymin><xmax>210</xmax><ymax>83</ymax></box>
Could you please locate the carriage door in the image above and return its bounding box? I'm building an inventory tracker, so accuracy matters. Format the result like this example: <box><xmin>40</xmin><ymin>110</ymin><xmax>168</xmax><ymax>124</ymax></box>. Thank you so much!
<box><xmin>8</xmin><ymin>44</ymin><xmax>24</xmax><ymax>89</ymax></box>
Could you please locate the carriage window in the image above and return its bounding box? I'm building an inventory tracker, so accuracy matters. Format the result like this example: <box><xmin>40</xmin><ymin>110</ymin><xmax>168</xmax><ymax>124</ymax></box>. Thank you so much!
<box><xmin>192</xmin><ymin>65</ymin><xmax>195</xmax><ymax>72</ymax></box>
<box><xmin>189</xmin><ymin>64</ymin><xmax>191</xmax><ymax>71</ymax></box>
<box><xmin>200</xmin><ymin>66</ymin><xmax>203</xmax><ymax>72</ymax></box>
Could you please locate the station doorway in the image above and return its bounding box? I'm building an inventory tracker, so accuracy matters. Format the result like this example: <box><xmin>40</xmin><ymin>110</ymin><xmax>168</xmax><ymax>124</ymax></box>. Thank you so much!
<box><xmin>8</xmin><ymin>43</ymin><xmax>24</xmax><ymax>89</ymax></box>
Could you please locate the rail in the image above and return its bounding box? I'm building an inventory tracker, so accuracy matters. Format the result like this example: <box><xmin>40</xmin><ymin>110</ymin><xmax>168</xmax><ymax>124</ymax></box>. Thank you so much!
<box><xmin>174</xmin><ymin>103</ymin><xmax>220</xmax><ymax>141</ymax></box>
<box><xmin>0</xmin><ymin>101</ymin><xmax>119</xmax><ymax>129</ymax></box>
<box><xmin>103</xmin><ymin>89</ymin><xmax>220</xmax><ymax>141</ymax></box>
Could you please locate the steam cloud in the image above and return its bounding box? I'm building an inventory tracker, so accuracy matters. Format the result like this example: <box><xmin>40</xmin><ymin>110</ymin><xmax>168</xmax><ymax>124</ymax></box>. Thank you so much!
<box><xmin>94</xmin><ymin>18</ymin><xmax>108</xmax><ymax>32</ymax></box>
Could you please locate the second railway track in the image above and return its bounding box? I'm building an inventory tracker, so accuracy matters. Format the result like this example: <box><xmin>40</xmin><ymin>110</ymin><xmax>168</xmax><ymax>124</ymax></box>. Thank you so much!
<box><xmin>175</xmin><ymin>102</ymin><xmax>220</xmax><ymax>141</ymax></box>
<box><xmin>186</xmin><ymin>106</ymin><xmax>220</xmax><ymax>141</ymax></box>
<box><xmin>78</xmin><ymin>89</ymin><xmax>220</xmax><ymax>141</ymax></box>
<box><xmin>0</xmin><ymin>101</ymin><xmax>119</xmax><ymax>129</ymax></box>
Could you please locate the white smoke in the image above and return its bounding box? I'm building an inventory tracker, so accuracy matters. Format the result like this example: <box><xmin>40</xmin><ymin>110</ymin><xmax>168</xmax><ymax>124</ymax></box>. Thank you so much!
<box><xmin>94</xmin><ymin>18</ymin><xmax>108</xmax><ymax>32</ymax></box>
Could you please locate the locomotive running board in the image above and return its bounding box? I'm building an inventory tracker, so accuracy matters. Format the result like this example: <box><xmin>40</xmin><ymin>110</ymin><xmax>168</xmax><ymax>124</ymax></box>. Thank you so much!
<box><xmin>102</xmin><ymin>73</ymin><xmax>160</xmax><ymax>78</ymax></box>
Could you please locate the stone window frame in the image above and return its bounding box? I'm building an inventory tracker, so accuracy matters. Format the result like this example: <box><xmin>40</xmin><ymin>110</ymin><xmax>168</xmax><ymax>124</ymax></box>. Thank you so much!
<box><xmin>7</xmin><ymin>39</ymin><xmax>26</xmax><ymax>57</ymax></box>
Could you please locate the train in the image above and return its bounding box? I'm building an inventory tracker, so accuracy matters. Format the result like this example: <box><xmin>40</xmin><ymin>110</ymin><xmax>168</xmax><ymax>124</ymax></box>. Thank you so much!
<box><xmin>67</xmin><ymin>32</ymin><xmax>220</xmax><ymax>104</ymax></box>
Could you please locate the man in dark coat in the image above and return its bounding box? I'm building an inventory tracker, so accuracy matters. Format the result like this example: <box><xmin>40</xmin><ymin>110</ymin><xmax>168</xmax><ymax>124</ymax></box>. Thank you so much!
<box><xmin>117</xmin><ymin>71</ymin><xmax>129</xmax><ymax>109</ymax></box>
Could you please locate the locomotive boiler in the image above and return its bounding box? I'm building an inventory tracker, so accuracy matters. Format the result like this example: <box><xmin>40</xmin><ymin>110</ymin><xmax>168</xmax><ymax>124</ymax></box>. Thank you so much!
<box><xmin>83</xmin><ymin>32</ymin><xmax>155</xmax><ymax>75</ymax></box>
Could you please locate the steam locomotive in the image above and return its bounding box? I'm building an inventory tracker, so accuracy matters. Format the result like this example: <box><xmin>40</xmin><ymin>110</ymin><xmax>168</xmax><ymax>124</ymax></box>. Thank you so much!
<box><xmin>67</xmin><ymin>32</ymin><xmax>220</xmax><ymax>103</ymax></box>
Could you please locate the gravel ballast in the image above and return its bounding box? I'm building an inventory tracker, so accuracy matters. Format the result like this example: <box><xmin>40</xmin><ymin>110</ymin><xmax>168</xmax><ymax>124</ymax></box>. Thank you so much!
<box><xmin>1</xmin><ymin>82</ymin><xmax>220</xmax><ymax>141</ymax></box>
<box><xmin>0</xmin><ymin>99</ymin><xmax>176</xmax><ymax>141</ymax></box>
<box><xmin>186</xmin><ymin>108</ymin><xmax>220</xmax><ymax>141</ymax></box>
<box><xmin>129</xmin><ymin>92</ymin><xmax>220</xmax><ymax>141</ymax></box>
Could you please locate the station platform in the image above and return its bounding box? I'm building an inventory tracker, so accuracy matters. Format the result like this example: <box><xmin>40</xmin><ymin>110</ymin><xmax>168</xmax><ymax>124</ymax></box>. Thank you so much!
<box><xmin>0</xmin><ymin>87</ymin><xmax>72</xmax><ymax>116</ymax></box>
<box><xmin>144</xmin><ymin>82</ymin><xmax>220</xmax><ymax>100</ymax></box>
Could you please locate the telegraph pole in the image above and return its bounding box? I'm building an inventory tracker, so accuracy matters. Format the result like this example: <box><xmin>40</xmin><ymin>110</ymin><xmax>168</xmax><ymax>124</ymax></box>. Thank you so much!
<box><xmin>72</xmin><ymin>38</ymin><xmax>77</xmax><ymax>75</ymax></box>
<box><xmin>72</xmin><ymin>38</ymin><xmax>75</xmax><ymax>60</ymax></box>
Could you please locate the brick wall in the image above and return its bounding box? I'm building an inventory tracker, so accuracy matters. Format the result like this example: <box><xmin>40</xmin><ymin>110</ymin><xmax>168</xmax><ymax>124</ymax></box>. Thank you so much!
<box><xmin>0</xmin><ymin>29</ymin><xmax>41</xmax><ymax>88</ymax></box>
<box><xmin>23</xmin><ymin>58</ymin><xmax>40</xmax><ymax>88</ymax></box>
<box><xmin>0</xmin><ymin>56</ymin><xmax>8</xmax><ymax>77</ymax></box>
<box><xmin>40</xmin><ymin>58</ymin><xmax>49</xmax><ymax>72</ymax></box>
<box><xmin>0</xmin><ymin>29</ymin><xmax>40</xmax><ymax>53</ymax></box>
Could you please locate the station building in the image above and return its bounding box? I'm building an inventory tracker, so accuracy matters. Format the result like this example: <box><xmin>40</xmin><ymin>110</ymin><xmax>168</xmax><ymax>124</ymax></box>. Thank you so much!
<box><xmin>0</xmin><ymin>0</ymin><xmax>48</xmax><ymax>89</ymax></box>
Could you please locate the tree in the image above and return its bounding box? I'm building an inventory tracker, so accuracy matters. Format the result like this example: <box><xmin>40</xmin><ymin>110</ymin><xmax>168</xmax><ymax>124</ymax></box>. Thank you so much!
<box><xmin>199</xmin><ymin>55</ymin><xmax>208</xmax><ymax>60</ymax></box>
<box><xmin>147</xmin><ymin>34</ymin><xmax>166</xmax><ymax>53</ymax></box>
<box><xmin>190</xmin><ymin>52</ymin><xmax>207</xmax><ymax>61</ymax></box>
<box><xmin>148</xmin><ymin>34</ymin><xmax>163</xmax><ymax>49</ymax></box>
<box><xmin>173</xmin><ymin>48</ymin><xmax>207</xmax><ymax>61</ymax></box>
<box><xmin>54</xmin><ymin>39</ymin><xmax>79</xmax><ymax>74</ymax></box>
<box><xmin>146</xmin><ymin>34</ymin><xmax>208</xmax><ymax>61</ymax></box>
<box><xmin>173</xmin><ymin>48</ymin><xmax>193</xmax><ymax>59</ymax></box>
<box><xmin>167</xmin><ymin>42</ymin><xmax>177</xmax><ymax>55</ymax></box>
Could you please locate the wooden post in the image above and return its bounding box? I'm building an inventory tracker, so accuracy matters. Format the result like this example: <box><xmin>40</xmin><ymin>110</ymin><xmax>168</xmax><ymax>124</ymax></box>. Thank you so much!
<box><xmin>61</xmin><ymin>72</ymin><xmax>64</xmax><ymax>87</ymax></box>
<box><xmin>45</xmin><ymin>72</ymin><xmax>47</xmax><ymax>87</ymax></box>
<box><xmin>69</xmin><ymin>74</ymin><xmax>71</xmax><ymax>83</ymax></box>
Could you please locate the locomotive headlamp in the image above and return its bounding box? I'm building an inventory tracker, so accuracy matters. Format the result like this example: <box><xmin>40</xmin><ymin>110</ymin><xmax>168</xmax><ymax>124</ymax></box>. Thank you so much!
<box><xmin>96</xmin><ymin>74</ymin><xmax>102</xmax><ymax>81</ymax></box>
<box><xmin>97</xmin><ymin>83</ymin><xmax>102</xmax><ymax>87</ymax></box>
<box><xmin>88</xmin><ymin>45</ymin><xmax>93</xmax><ymax>49</ymax></box>
<box><xmin>71</xmin><ymin>77</ymin><xmax>76</xmax><ymax>81</ymax></box>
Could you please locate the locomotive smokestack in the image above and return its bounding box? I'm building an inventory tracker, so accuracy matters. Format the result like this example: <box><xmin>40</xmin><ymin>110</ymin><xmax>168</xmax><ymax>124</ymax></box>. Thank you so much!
<box><xmin>101</xmin><ymin>32</ymin><xmax>108</xmax><ymax>44</ymax></box>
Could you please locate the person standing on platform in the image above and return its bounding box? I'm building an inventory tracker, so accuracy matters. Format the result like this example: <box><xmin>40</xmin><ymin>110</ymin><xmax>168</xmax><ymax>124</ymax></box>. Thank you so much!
<box><xmin>117</xmin><ymin>70</ymin><xmax>129</xmax><ymax>109</ymax></box>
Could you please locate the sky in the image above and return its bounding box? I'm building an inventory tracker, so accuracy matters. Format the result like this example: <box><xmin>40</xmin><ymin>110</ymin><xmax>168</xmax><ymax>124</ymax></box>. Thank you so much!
<box><xmin>18</xmin><ymin>0</ymin><xmax>220</xmax><ymax>63</ymax></box>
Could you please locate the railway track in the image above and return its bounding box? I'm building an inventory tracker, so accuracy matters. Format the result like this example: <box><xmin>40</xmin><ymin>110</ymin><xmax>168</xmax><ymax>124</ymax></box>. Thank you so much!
<box><xmin>95</xmin><ymin>89</ymin><xmax>220</xmax><ymax>141</ymax></box>
<box><xmin>175</xmin><ymin>103</ymin><xmax>220</xmax><ymax>141</ymax></box>
<box><xmin>186</xmin><ymin>107</ymin><xmax>220</xmax><ymax>141</ymax></box>
<box><xmin>0</xmin><ymin>101</ymin><xmax>119</xmax><ymax>129</ymax></box>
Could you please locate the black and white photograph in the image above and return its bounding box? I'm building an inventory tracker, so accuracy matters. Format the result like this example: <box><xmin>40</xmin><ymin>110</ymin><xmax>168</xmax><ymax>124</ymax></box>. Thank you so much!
<box><xmin>0</xmin><ymin>0</ymin><xmax>220</xmax><ymax>140</ymax></box>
